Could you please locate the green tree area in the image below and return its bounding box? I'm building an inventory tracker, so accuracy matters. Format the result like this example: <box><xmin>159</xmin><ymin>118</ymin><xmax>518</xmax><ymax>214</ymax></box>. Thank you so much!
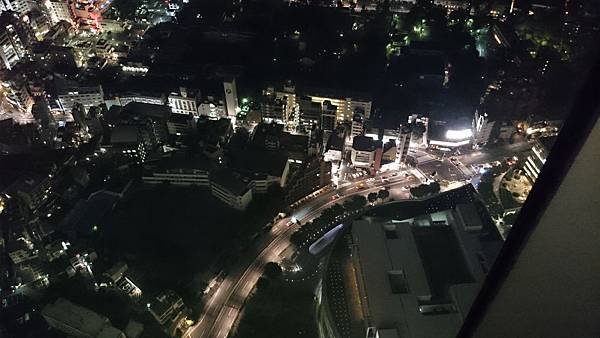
<box><xmin>98</xmin><ymin>183</ymin><xmax>285</xmax><ymax>318</ymax></box>
<box><xmin>410</xmin><ymin>181</ymin><xmax>441</xmax><ymax>199</ymax></box>
<box><xmin>290</xmin><ymin>195</ymin><xmax>366</xmax><ymax>247</ymax></box>
<box><xmin>233</xmin><ymin>263</ymin><xmax>317</xmax><ymax>338</ymax></box>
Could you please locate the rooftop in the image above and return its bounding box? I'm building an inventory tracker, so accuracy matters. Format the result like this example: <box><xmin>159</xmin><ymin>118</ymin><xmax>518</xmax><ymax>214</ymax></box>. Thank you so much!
<box><xmin>42</xmin><ymin>298</ymin><xmax>122</xmax><ymax>338</ymax></box>
<box><xmin>122</xmin><ymin>102</ymin><xmax>171</xmax><ymax>120</ymax></box>
<box><xmin>210</xmin><ymin>169</ymin><xmax>250</xmax><ymax>196</ymax></box>
<box><xmin>109</xmin><ymin>125</ymin><xmax>139</xmax><ymax>144</ymax></box>
<box><xmin>149</xmin><ymin>290</ymin><xmax>183</xmax><ymax>318</ymax></box>
<box><xmin>352</xmin><ymin>135</ymin><xmax>382</xmax><ymax>152</ymax></box>
<box><xmin>229</xmin><ymin>149</ymin><xmax>289</xmax><ymax>177</ymax></box>
<box><xmin>326</xmin><ymin>186</ymin><xmax>502</xmax><ymax>338</ymax></box>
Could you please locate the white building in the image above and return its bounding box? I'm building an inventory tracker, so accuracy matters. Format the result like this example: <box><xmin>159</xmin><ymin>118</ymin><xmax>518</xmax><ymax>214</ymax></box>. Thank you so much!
<box><xmin>210</xmin><ymin>170</ymin><xmax>253</xmax><ymax>211</ymax></box>
<box><xmin>0</xmin><ymin>12</ymin><xmax>28</xmax><ymax>70</ymax></box>
<box><xmin>308</xmin><ymin>95</ymin><xmax>372</xmax><ymax>122</ymax></box>
<box><xmin>58</xmin><ymin>85</ymin><xmax>104</xmax><ymax>113</ymax></box>
<box><xmin>143</xmin><ymin>169</ymin><xmax>209</xmax><ymax>186</ymax></box>
<box><xmin>351</xmin><ymin>135</ymin><xmax>381</xmax><ymax>169</ymax></box>
<box><xmin>433</xmin><ymin>0</ymin><xmax>469</xmax><ymax>10</ymax></box>
<box><xmin>116</xmin><ymin>93</ymin><xmax>165</xmax><ymax>107</ymax></box>
<box><xmin>523</xmin><ymin>137</ymin><xmax>555</xmax><ymax>184</ymax></box>
<box><xmin>271</xmin><ymin>83</ymin><xmax>297</xmax><ymax>124</ymax></box>
<box><xmin>1</xmin><ymin>78</ymin><xmax>33</xmax><ymax>112</ymax></box>
<box><xmin>0</xmin><ymin>0</ymin><xmax>31</xmax><ymax>15</ymax></box>
<box><xmin>223</xmin><ymin>78</ymin><xmax>239</xmax><ymax>118</ymax></box>
<box><xmin>472</xmin><ymin>110</ymin><xmax>494</xmax><ymax>148</ymax></box>
<box><xmin>198</xmin><ymin>96</ymin><xmax>224</xmax><ymax>119</ymax></box>
<box><xmin>168</xmin><ymin>87</ymin><xmax>198</xmax><ymax>116</ymax></box>
<box><xmin>351</xmin><ymin>113</ymin><xmax>365</xmax><ymax>139</ymax></box>
<box><xmin>44</xmin><ymin>0</ymin><xmax>73</xmax><ymax>24</ymax></box>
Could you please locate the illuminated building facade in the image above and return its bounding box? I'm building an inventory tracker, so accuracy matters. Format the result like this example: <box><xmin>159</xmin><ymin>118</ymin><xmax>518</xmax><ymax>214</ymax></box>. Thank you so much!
<box><xmin>0</xmin><ymin>11</ymin><xmax>31</xmax><ymax>70</ymax></box>
<box><xmin>44</xmin><ymin>0</ymin><xmax>74</xmax><ymax>24</ymax></box>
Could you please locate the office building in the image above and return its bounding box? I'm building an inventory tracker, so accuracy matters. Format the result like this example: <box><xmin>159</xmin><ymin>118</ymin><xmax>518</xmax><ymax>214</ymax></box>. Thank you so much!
<box><xmin>321</xmin><ymin>100</ymin><xmax>337</xmax><ymax>131</ymax></box>
<box><xmin>324</xmin><ymin>132</ymin><xmax>345</xmax><ymax>162</ymax></box>
<box><xmin>0</xmin><ymin>11</ymin><xmax>31</xmax><ymax>70</ymax></box>
<box><xmin>142</xmin><ymin>155</ymin><xmax>210</xmax><ymax>186</ymax></box>
<box><xmin>223</xmin><ymin>78</ymin><xmax>239</xmax><ymax>118</ymax></box>
<box><xmin>210</xmin><ymin>170</ymin><xmax>253</xmax><ymax>211</ymax></box>
<box><xmin>44</xmin><ymin>0</ymin><xmax>74</xmax><ymax>24</ymax></box>
<box><xmin>168</xmin><ymin>87</ymin><xmax>199</xmax><ymax>116</ymax></box>
<box><xmin>472</xmin><ymin>110</ymin><xmax>495</xmax><ymax>148</ymax></box>
<box><xmin>308</xmin><ymin>94</ymin><xmax>372</xmax><ymax>122</ymax></box>
<box><xmin>113</xmin><ymin>92</ymin><xmax>165</xmax><ymax>107</ymax></box>
<box><xmin>264</xmin><ymin>82</ymin><xmax>297</xmax><ymax>124</ymax></box>
<box><xmin>1</xmin><ymin>76</ymin><xmax>33</xmax><ymax>112</ymax></box>
<box><xmin>198</xmin><ymin>96</ymin><xmax>224</xmax><ymax>118</ymax></box>
<box><xmin>166</xmin><ymin>112</ymin><xmax>193</xmax><ymax>139</ymax></box>
<box><xmin>458</xmin><ymin>70</ymin><xmax>600</xmax><ymax>337</ymax></box>
<box><xmin>382</xmin><ymin>140</ymin><xmax>397</xmax><ymax>163</ymax></box>
<box><xmin>260</xmin><ymin>95</ymin><xmax>286</xmax><ymax>122</ymax></box>
<box><xmin>398</xmin><ymin>126</ymin><xmax>411</xmax><ymax>164</ymax></box>
<box><xmin>0</xmin><ymin>0</ymin><xmax>30</xmax><ymax>15</ymax></box>
<box><xmin>285</xmin><ymin>156</ymin><xmax>332</xmax><ymax>204</ymax></box>
<box><xmin>351</xmin><ymin>113</ymin><xmax>365</xmax><ymax>139</ymax></box>
<box><xmin>351</xmin><ymin>135</ymin><xmax>381</xmax><ymax>169</ymax></box>
<box><xmin>107</xmin><ymin>125</ymin><xmax>146</xmax><ymax>163</ymax></box>
<box><xmin>522</xmin><ymin>136</ymin><xmax>556</xmax><ymax>185</ymax></box>
<box><xmin>229</xmin><ymin>149</ymin><xmax>290</xmax><ymax>192</ymax></box>
<box><xmin>57</xmin><ymin>84</ymin><xmax>104</xmax><ymax>113</ymax></box>
<box><xmin>143</xmin><ymin>167</ymin><xmax>209</xmax><ymax>186</ymax></box>
<box><xmin>298</xmin><ymin>96</ymin><xmax>322</xmax><ymax>130</ymax></box>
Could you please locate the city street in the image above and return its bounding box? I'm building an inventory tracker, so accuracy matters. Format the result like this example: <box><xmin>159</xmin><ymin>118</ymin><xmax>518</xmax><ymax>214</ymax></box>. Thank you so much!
<box><xmin>186</xmin><ymin>142</ymin><xmax>535</xmax><ymax>338</ymax></box>
<box><xmin>186</xmin><ymin>173</ymin><xmax>418</xmax><ymax>338</ymax></box>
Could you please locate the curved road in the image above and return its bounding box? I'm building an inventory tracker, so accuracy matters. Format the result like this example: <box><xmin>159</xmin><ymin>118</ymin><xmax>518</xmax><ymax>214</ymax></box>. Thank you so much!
<box><xmin>187</xmin><ymin>172</ymin><xmax>419</xmax><ymax>338</ymax></box>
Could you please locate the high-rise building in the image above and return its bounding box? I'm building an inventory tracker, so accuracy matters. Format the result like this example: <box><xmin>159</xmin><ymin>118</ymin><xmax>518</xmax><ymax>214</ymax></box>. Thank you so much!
<box><xmin>351</xmin><ymin>113</ymin><xmax>365</xmax><ymax>139</ymax></box>
<box><xmin>522</xmin><ymin>137</ymin><xmax>556</xmax><ymax>185</ymax></box>
<box><xmin>472</xmin><ymin>110</ymin><xmax>495</xmax><ymax>148</ymax></box>
<box><xmin>458</xmin><ymin>64</ymin><xmax>600</xmax><ymax>337</ymax></box>
<box><xmin>260</xmin><ymin>95</ymin><xmax>285</xmax><ymax>122</ymax></box>
<box><xmin>0</xmin><ymin>11</ymin><xmax>31</xmax><ymax>70</ymax></box>
<box><xmin>321</xmin><ymin>100</ymin><xmax>337</xmax><ymax>131</ymax></box>
<box><xmin>397</xmin><ymin>126</ymin><xmax>411</xmax><ymax>164</ymax></box>
<box><xmin>272</xmin><ymin>82</ymin><xmax>297</xmax><ymax>124</ymax></box>
<box><xmin>298</xmin><ymin>96</ymin><xmax>322</xmax><ymax>130</ymax></box>
<box><xmin>285</xmin><ymin>156</ymin><xmax>332</xmax><ymax>204</ymax></box>
<box><xmin>0</xmin><ymin>0</ymin><xmax>31</xmax><ymax>15</ymax></box>
<box><xmin>223</xmin><ymin>78</ymin><xmax>239</xmax><ymax>119</ymax></box>
<box><xmin>44</xmin><ymin>0</ymin><xmax>74</xmax><ymax>24</ymax></box>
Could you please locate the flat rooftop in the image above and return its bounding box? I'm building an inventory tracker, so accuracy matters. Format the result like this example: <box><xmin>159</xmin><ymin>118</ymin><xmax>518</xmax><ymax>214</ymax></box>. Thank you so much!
<box><xmin>342</xmin><ymin>186</ymin><xmax>502</xmax><ymax>338</ymax></box>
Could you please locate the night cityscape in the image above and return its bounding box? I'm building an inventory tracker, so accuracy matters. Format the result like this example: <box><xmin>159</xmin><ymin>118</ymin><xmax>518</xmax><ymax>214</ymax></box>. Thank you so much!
<box><xmin>0</xmin><ymin>0</ymin><xmax>599</xmax><ymax>338</ymax></box>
